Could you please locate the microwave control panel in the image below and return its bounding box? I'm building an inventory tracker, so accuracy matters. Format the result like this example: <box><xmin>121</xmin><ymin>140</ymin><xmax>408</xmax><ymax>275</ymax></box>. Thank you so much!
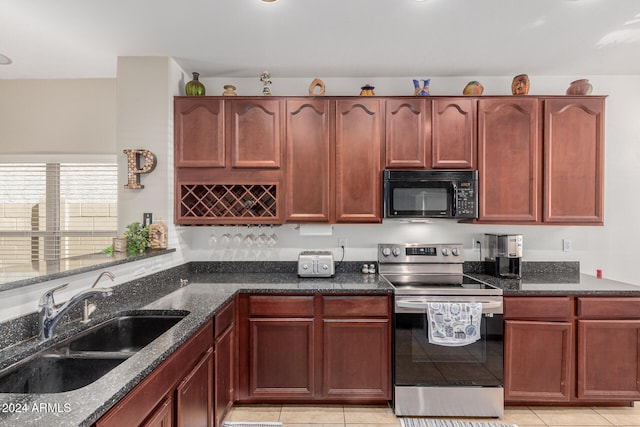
<box><xmin>455</xmin><ymin>181</ymin><xmax>477</xmax><ymax>217</ymax></box>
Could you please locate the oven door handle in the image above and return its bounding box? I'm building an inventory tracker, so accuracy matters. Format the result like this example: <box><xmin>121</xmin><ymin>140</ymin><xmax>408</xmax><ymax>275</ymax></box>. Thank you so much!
<box><xmin>395</xmin><ymin>300</ymin><xmax>503</xmax><ymax>312</ymax></box>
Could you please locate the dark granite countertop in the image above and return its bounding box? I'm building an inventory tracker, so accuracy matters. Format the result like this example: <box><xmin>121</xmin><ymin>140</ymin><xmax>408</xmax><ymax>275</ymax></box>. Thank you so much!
<box><xmin>468</xmin><ymin>273</ymin><xmax>640</xmax><ymax>295</ymax></box>
<box><xmin>2</xmin><ymin>259</ymin><xmax>639</xmax><ymax>426</ymax></box>
<box><xmin>0</xmin><ymin>262</ymin><xmax>391</xmax><ymax>427</ymax></box>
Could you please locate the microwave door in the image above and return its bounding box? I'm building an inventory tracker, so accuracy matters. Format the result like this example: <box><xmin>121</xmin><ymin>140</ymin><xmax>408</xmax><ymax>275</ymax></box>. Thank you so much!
<box><xmin>388</xmin><ymin>182</ymin><xmax>452</xmax><ymax>217</ymax></box>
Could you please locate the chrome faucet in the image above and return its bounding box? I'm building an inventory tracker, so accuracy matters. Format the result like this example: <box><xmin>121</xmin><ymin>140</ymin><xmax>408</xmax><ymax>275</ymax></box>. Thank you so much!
<box><xmin>82</xmin><ymin>271</ymin><xmax>115</xmax><ymax>323</ymax></box>
<box><xmin>38</xmin><ymin>274</ymin><xmax>115</xmax><ymax>340</ymax></box>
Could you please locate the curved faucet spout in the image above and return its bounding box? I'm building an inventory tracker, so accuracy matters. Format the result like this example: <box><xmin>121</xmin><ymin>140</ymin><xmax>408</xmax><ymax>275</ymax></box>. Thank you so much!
<box><xmin>38</xmin><ymin>283</ymin><xmax>114</xmax><ymax>340</ymax></box>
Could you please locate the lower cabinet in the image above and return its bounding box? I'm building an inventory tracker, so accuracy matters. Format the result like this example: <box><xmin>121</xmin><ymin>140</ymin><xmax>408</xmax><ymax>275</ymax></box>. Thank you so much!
<box><xmin>176</xmin><ymin>348</ymin><xmax>214</xmax><ymax>426</ymax></box>
<box><xmin>96</xmin><ymin>321</ymin><xmax>214</xmax><ymax>427</ymax></box>
<box><xmin>214</xmin><ymin>300</ymin><xmax>235</xmax><ymax>427</ymax></box>
<box><xmin>505</xmin><ymin>296</ymin><xmax>640</xmax><ymax>405</ymax></box>
<box><xmin>576</xmin><ymin>297</ymin><xmax>640</xmax><ymax>400</ymax></box>
<box><xmin>236</xmin><ymin>293</ymin><xmax>392</xmax><ymax>403</ymax></box>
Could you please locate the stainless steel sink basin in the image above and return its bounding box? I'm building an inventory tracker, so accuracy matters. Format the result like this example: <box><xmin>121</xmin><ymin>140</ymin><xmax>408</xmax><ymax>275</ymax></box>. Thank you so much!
<box><xmin>67</xmin><ymin>313</ymin><xmax>187</xmax><ymax>353</ymax></box>
<box><xmin>0</xmin><ymin>311</ymin><xmax>189</xmax><ymax>394</ymax></box>
<box><xmin>0</xmin><ymin>354</ymin><xmax>127</xmax><ymax>393</ymax></box>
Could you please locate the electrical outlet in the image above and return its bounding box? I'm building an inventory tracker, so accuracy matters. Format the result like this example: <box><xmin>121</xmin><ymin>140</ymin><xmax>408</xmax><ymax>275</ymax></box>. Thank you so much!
<box><xmin>472</xmin><ymin>238</ymin><xmax>481</xmax><ymax>251</ymax></box>
<box><xmin>562</xmin><ymin>238</ymin><xmax>572</xmax><ymax>252</ymax></box>
<box><xmin>338</xmin><ymin>238</ymin><xmax>347</xmax><ymax>248</ymax></box>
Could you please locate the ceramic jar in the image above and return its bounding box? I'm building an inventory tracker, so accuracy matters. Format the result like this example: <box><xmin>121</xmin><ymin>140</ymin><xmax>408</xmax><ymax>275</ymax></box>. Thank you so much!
<box><xmin>222</xmin><ymin>85</ymin><xmax>237</xmax><ymax>96</ymax></box>
<box><xmin>566</xmin><ymin>79</ymin><xmax>593</xmax><ymax>95</ymax></box>
<box><xmin>463</xmin><ymin>81</ymin><xmax>484</xmax><ymax>96</ymax></box>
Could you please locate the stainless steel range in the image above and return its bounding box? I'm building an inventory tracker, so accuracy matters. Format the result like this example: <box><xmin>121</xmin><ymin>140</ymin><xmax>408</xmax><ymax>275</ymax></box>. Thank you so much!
<box><xmin>379</xmin><ymin>243</ymin><xmax>504</xmax><ymax>418</ymax></box>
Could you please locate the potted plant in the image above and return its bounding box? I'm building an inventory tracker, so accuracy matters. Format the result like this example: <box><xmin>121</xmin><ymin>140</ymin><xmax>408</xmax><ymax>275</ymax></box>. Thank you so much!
<box><xmin>125</xmin><ymin>222</ymin><xmax>150</xmax><ymax>255</ymax></box>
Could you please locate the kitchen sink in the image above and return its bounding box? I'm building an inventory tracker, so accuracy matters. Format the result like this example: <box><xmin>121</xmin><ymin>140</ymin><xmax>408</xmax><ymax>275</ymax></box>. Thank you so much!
<box><xmin>0</xmin><ymin>311</ymin><xmax>189</xmax><ymax>394</ymax></box>
<box><xmin>66</xmin><ymin>313</ymin><xmax>187</xmax><ymax>353</ymax></box>
<box><xmin>0</xmin><ymin>353</ymin><xmax>127</xmax><ymax>393</ymax></box>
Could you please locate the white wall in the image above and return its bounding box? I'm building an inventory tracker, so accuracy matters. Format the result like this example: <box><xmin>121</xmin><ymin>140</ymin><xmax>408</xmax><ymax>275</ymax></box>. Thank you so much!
<box><xmin>0</xmin><ymin>79</ymin><xmax>116</xmax><ymax>155</ymax></box>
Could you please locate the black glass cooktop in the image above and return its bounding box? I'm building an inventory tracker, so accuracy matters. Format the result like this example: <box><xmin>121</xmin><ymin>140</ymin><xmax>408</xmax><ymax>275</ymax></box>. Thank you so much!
<box><xmin>381</xmin><ymin>273</ymin><xmax>502</xmax><ymax>296</ymax></box>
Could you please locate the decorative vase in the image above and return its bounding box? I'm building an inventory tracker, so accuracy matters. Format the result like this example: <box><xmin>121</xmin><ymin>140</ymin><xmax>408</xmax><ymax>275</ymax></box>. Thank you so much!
<box><xmin>360</xmin><ymin>84</ymin><xmax>375</xmax><ymax>96</ymax></box>
<box><xmin>511</xmin><ymin>74</ymin><xmax>530</xmax><ymax>95</ymax></box>
<box><xmin>566</xmin><ymin>79</ymin><xmax>593</xmax><ymax>95</ymax></box>
<box><xmin>185</xmin><ymin>72</ymin><xmax>206</xmax><ymax>96</ymax></box>
<box><xmin>413</xmin><ymin>79</ymin><xmax>430</xmax><ymax>96</ymax></box>
<box><xmin>463</xmin><ymin>81</ymin><xmax>484</xmax><ymax>96</ymax></box>
<box><xmin>222</xmin><ymin>84</ymin><xmax>237</xmax><ymax>96</ymax></box>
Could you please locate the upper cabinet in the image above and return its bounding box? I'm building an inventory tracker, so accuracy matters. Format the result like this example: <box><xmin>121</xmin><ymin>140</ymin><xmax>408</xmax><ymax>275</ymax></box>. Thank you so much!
<box><xmin>477</xmin><ymin>96</ymin><xmax>605</xmax><ymax>225</ymax></box>
<box><xmin>385</xmin><ymin>98</ymin><xmax>431</xmax><ymax>169</ymax></box>
<box><xmin>228</xmin><ymin>99</ymin><xmax>283</xmax><ymax>169</ymax></box>
<box><xmin>544</xmin><ymin>98</ymin><xmax>605</xmax><ymax>224</ymax></box>
<box><xmin>432</xmin><ymin>98</ymin><xmax>476</xmax><ymax>169</ymax></box>
<box><xmin>334</xmin><ymin>99</ymin><xmax>384</xmax><ymax>223</ymax></box>
<box><xmin>478</xmin><ymin>98</ymin><xmax>542</xmax><ymax>222</ymax></box>
<box><xmin>285</xmin><ymin>99</ymin><xmax>332</xmax><ymax>223</ymax></box>
<box><xmin>175</xmin><ymin>95</ymin><xmax>605</xmax><ymax>226</ymax></box>
<box><xmin>175</xmin><ymin>98</ymin><xmax>225</xmax><ymax>168</ymax></box>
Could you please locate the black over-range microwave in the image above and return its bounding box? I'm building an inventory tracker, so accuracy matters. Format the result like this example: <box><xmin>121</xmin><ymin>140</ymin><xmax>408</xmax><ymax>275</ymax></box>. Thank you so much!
<box><xmin>383</xmin><ymin>170</ymin><xmax>478</xmax><ymax>219</ymax></box>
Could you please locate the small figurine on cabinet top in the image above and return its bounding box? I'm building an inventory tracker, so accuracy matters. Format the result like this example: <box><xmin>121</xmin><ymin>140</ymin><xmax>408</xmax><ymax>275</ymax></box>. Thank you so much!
<box><xmin>413</xmin><ymin>79</ymin><xmax>430</xmax><ymax>96</ymax></box>
<box><xmin>222</xmin><ymin>84</ymin><xmax>237</xmax><ymax>96</ymax></box>
<box><xmin>511</xmin><ymin>74</ymin><xmax>530</xmax><ymax>95</ymax></box>
<box><xmin>260</xmin><ymin>71</ymin><xmax>272</xmax><ymax>96</ymax></box>
<box><xmin>309</xmin><ymin>78</ymin><xmax>326</xmax><ymax>96</ymax></box>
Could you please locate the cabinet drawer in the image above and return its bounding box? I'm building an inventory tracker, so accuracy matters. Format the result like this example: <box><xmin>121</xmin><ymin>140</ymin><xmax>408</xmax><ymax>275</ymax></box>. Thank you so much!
<box><xmin>578</xmin><ymin>297</ymin><xmax>640</xmax><ymax>319</ymax></box>
<box><xmin>504</xmin><ymin>296</ymin><xmax>572</xmax><ymax>320</ymax></box>
<box><xmin>322</xmin><ymin>295</ymin><xmax>390</xmax><ymax>318</ymax></box>
<box><xmin>215</xmin><ymin>299</ymin><xmax>235</xmax><ymax>338</ymax></box>
<box><xmin>248</xmin><ymin>295</ymin><xmax>315</xmax><ymax>317</ymax></box>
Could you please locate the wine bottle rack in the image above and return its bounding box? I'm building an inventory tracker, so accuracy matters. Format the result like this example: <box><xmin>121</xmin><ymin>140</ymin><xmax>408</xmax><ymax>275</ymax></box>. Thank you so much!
<box><xmin>179</xmin><ymin>183</ymin><xmax>278</xmax><ymax>220</ymax></box>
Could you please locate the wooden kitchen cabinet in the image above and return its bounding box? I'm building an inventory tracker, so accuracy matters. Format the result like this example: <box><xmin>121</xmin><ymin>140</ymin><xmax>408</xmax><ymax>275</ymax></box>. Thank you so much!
<box><xmin>96</xmin><ymin>321</ymin><xmax>213</xmax><ymax>427</ymax></box>
<box><xmin>385</xmin><ymin>98</ymin><xmax>431</xmax><ymax>169</ymax></box>
<box><xmin>505</xmin><ymin>295</ymin><xmax>640</xmax><ymax>405</ymax></box>
<box><xmin>227</xmin><ymin>98</ymin><xmax>283</xmax><ymax>169</ymax></box>
<box><xmin>504</xmin><ymin>296</ymin><xmax>574</xmax><ymax>402</ymax></box>
<box><xmin>176</xmin><ymin>347</ymin><xmax>214</xmax><ymax>427</ymax></box>
<box><xmin>432</xmin><ymin>98</ymin><xmax>476</xmax><ymax>169</ymax></box>
<box><xmin>334</xmin><ymin>99</ymin><xmax>384</xmax><ymax>223</ymax></box>
<box><xmin>576</xmin><ymin>297</ymin><xmax>640</xmax><ymax>400</ymax></box>
<box><xmin>477</xmin><ymin>98</ymin><xmax>541</xmax><ymax>222</ymax></box>
<box><xmin>141</xmin><ymin>395</ymin><xmax>173</xmax><ymax>427</ymax></box>
<box><xmin>214</xmin><ymin>300</ymin><xmax>235</xmax><ymax>427</ymax></box>
<box><xmin>322</xmin><ymin>296</ymin><xmax>391</xmax><ymax>400</ymax></box>
<box><xmin>175</xmin><ymin>98</ymin><xmax>225</xmax><ymax>168</ymax></box>
<box><xmin>236</xmin><ymin>293</ymin><xmax>391</xmax><ymax>403</ymax></box>
<box><xmin>174</xmin><ymin>97</ymin><xmax>284</xmax><ymax>225</ymax></box>
<box><xmin>240</xmin><ymin>295</ymin><xmax>316</xmax><ymax>400</ymax></box>
<box><xmin>543</xmin><ymin>98</ymin><xmax>605</xmax><ymax>224</ymax></box>
<box><xmin>284</xmin><ymin>98</ymin><xmax>383</xmax><ymax>223</ymax></box>
<box><xmin>285</xmin><ymin>99</ymin><xmax>332</xmax><ymax>222</ymax></box>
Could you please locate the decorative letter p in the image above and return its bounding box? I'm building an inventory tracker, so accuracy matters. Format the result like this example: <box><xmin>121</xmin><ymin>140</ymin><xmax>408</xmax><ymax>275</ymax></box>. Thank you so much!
<box><xmin>124</xmin><ymin>149</ymin><xmax>157</xmax><ymax>189</ymax></box>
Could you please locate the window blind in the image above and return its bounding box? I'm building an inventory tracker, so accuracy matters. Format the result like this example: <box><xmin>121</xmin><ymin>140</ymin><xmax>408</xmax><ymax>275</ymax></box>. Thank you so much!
<box><xmin>0</xmin><ymin>163</ymin><xmax>118</xmax><ymax>277</ymax></box>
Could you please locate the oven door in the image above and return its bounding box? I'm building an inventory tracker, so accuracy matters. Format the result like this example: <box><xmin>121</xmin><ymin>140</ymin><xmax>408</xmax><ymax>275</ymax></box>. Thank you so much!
<box><xmin>394</xmin><ymin>295</ymin><xmax>504</xmax><ymax>416</ymax></box>
<box><xmin>384</xmin><ymin>179</ymin><xmax>454</xmax><ymax>218</ymax></box>
<box><xmin>394</xmin><ymin>295</ymin><xmax>504</xmax><ymax>387</ymax></box>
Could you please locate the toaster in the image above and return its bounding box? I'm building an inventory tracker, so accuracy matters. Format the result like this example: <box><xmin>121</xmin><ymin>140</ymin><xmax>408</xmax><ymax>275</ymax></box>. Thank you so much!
<box><xmin>297</xmin><ymin>251</ymin><xmax>335</xmax><ymax>277</ymax></box>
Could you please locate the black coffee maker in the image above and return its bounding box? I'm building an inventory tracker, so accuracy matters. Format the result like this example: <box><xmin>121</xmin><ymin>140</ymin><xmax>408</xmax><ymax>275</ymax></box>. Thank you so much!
<box><xmin>484</xmin><ymin>233</ymin><xmax>523</xmax><ymax>278</ymax></box>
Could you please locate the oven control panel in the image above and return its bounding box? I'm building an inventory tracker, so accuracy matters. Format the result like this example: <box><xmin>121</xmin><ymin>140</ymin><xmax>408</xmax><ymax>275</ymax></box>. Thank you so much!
<box><xmin>378</xmin><ymin>243</ymin><xmax>463</xmax><ymax>264</ymax></box>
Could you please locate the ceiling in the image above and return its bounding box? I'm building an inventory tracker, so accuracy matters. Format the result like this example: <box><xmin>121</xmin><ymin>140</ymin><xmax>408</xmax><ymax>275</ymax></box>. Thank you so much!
<box><xmin>1</xmin><ymin>0</ymin><xmax>640</xmax><ymax>80</ymax></box>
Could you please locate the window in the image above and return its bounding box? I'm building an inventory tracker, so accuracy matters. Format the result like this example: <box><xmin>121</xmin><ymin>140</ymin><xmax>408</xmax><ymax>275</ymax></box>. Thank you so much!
<box><xmin>0</xmin><ymin>162</ymin><xmax>118</xmax><ymax>280</ymax></box>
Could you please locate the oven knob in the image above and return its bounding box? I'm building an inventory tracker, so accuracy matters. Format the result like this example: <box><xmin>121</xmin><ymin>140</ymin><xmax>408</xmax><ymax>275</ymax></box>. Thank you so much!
<box><xmin>392</xmin><ymin>247</ymin><xmax>402</xmax><ymax>257</ymax></box>
<box><xmin>382</xmin><ymin>247</ymin><xmax>391</xmax><ymax>257</ymax></box>
<box><xmin>442</xmin><ymin>248</ymin><xmax>450</xmax><ymax>256</ymax></box>
<box><xmin>452</xmin><ymin>248</ymin><xmax>460</xmax><ymax>256</ymax></box>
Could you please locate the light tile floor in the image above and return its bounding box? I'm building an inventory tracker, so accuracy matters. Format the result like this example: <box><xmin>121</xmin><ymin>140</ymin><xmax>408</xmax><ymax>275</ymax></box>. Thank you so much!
<box><xmin>226</xmin><ymin>403</ymin><xmax>640</xmax><ymax>427</ymax></box>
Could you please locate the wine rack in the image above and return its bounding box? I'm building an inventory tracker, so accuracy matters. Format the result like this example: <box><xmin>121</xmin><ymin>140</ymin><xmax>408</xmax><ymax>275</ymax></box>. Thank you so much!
<box><xmin>179</xmin><ymin>183</ymin><xmax>278</xmax><ymax>222</ymax></box>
